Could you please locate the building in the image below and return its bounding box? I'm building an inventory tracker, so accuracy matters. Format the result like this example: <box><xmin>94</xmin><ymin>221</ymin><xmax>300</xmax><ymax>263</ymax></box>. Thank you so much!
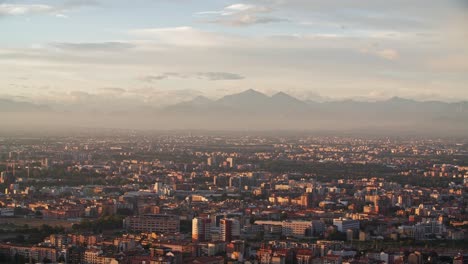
<box><xmin>299</xmin><ymin>193</ymin><xmax>314</xmax><ymax>208</ymax></box>
<box><xmin>413</xmin><ymin>220</ymin><xmax>445</xmax><ymax>240</ymax></box>
<box><xmin>153</xmin><ymin>181</ymin><xmax>162</xmax><ymax>194</ymax></box>
<box><xmin>30</xmin><ymin>246</ymin><xmax>57</xmax><ymax>263</ymax></box>
<box><xmin>282</xmin><ymin>221</ymin><xmax>312</xmax><ymax>237</ymax></box>
<box><xmin>186</xmin><ymin>256</ymin><xmax>224</xmax><ymax>264</ymax></box>
<box><xmin>333</xmin><ymin>218</ymin><xmax>360</xmax><ymax>232</ymax></box>
<box><xmin>226</xmin><ymin>157</ymin><xmax>235</xmax><ymax>168</ymax></box>
<box><xmin>296</xmin><ymin>249</ymin><xmax>314</xmax><ymax>264</ymax></box>
<box><xmin>207</xmin><ymin>157</ymin><xmax>217</xmax><ymax>166</ymax></box>
<box><xmin>124</xmin><ymin>214</ymin><xmax>180</xmax><ymax>234</ymax></box>
<box><xmin>0</xmin><ymin>171</ymin><xmax>15</xmax><ymax>184</ymax></box>
<box><xmin>220</xmin><ymin>218</ymin><xmax>240</xmax><ymax>242</ymax></box>
<box><xmin>67</xmin><ymin>246</ymin><xmax>85</xmax><ymax>264</ymax></box>
<box><xmin>84</xmin><ymin>248</ymin><xmax>101</xmax><ymax>264</ymax></box>
<box><xmin>49</xmin><ymin>234</ymin><xmax>70</xmax><ymax>249</ymax></box>
<box><xmin>192</xmin><ymin>217</ymin><xmax>212</xmax><ymax>242</ymax></box>
<box><xmin>454</xmin><ymin>254</ymin><xmax>468</xmax><ymax>264</ymax></box>
<box><xmin>408</xmin><ymin>251</ymin><xmax>423</xmax><ymax>264</ymax></box>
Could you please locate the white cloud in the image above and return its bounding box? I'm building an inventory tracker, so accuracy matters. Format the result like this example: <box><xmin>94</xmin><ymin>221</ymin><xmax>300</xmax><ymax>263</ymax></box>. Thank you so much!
<box><xmin>0</xmin><ymin>4</ymin><xmax>54</xmax><ymax>16</ymax></box>
<box><xmin>129</xmin><ymin>27</ymin><xmax>233</xmax><ymax>47</ymax></box>
<box><xmin>225</xmin><ymin>4</ymin><xmax>255</xmax><ymax>12</ymax></box>
<box><xmin>360</xmin><ymin>48</ymin><xmax>400</xmax><ymax>61</ymax></box>
<box><xmin>51</xmin><ymin>42</ymin><xmax>135</xmax><ymax>51</ymax></box>
<box><xmin>55</xmin><ymin>14</ymin><xmax>68</xmax><ymax>18</ymax></box>
<box><xmin>0</xmin><ymin>1</ymin><xmax>98</xmax><ymax>17</ymax></box>
<box><xmin>197</xmin><ymin>2</ymin><xmax>286</xmax><ymax>26</ymax></box>
<box><xmin>376</xmin><ymin>49</ymin><xmax>400</xmax><ymax>60</ymax></box>
<box><xmin>141</xmin><ymin>72</ymin><xmax>245</xmax><ymax>82</ymax></box>
<box><xmin>2</xmin><ymin>12</ymin><xmax>468</xmax><ymax>102</ymax></box>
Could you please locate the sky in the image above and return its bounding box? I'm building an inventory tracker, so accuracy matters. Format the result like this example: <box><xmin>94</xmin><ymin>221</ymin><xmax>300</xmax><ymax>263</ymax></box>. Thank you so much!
<box><xmin>1</xmin><ymin>0</ymin><xmax>468</xmax><ymax>108</ymax></box>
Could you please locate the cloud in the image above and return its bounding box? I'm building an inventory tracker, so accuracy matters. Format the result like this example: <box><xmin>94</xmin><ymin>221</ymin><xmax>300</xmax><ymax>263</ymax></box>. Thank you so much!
<box><xmin>376</xmin><ymin>49</ymin><xmax>400</xmax><ymax>60</ymax></box>
<box><xmin>141</xmin><ymin>72</ymin><xmax>184</xmax><ymax>82</ymax></box>
<box><xmin>249</xmin><ymin>0</ymin><xmax>462</xmax><ymax>34</ymax></box>
<box><xmin>141</xmin><ymin>72</ymin><xmax>245</xmax><ymax>82</ymax></box>
<box><xmin>32</xmin><ymin>88</ymin><xmax>207</xmax><ymax>110</ymax></box>
<box><xmin>2</xmin><ymin>8</ymin><xmax>467</xmax><ymax>103</ymax></box>
<box><xmin>98</xmin><ymin>87</ymin><xmax>127</xmax><ymax>94</ymax></box>
<box><xmin>0</xmin><ymin>1</ymin><xmax>98</xmax><ymax>17</ymax></box>
<box><xmin>51</xmin><ymin>42</ymin><xmax>135</xmax><ymax>52</ymax></box>
<box><xmin>196</xmin><ymin>72</ymin><xmax>245</xmax><ymax>81</ymax></box>
<box><xmin>62</xmin><ymin>0</ymin><xmax>99</xmax><ymax>8</ymax></box>
<box><xmin>428</xmin><ymin>55</ymin><xmax>468</xmax><ymax>72</ymax></box>
<box><xmin>0</xmin><ymin>4</ymin><xmax>54</xmax><ymax>16</ymax></box>
<box><xmin>197</xmin><ymin>2</ymin><xmax>287</xmax><ymax>26</ymax></box>
<box><xmin>129</xmin><ymin>27</ymin><xmax>230</xmax><ymax>47</ymax></box>
<box><xmin>224</xmin><ymin>3</ymin><xmax>272</xmax><ymax>14</ymax></box>
<box><xmin>224</xmin><ymin>14</ymin><xmax>288</xmax><ymax>26</ymax></box>
<box><xmin>360</xmin><ymin>47</ymin><xmax>400</xmax><ymax>61</ymax></box>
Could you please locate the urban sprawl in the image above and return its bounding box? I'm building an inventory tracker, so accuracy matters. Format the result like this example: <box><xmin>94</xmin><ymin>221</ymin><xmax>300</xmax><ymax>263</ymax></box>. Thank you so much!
<box><xmin>0</xmin><ymin>133</ymin><xmax>466</xmax><ymax>264</ymax></box>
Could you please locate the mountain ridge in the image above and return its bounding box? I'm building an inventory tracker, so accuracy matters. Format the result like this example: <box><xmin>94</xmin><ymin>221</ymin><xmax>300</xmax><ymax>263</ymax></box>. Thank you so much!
<box><xmin>167</xmin><ymin>89</ymin><xmax>467</xmax><ymax>109</ymax></box>
<box><xmin>1</xmin><ymin>90</ymin><xmax>467</xmax><ymax>134</ymax></box>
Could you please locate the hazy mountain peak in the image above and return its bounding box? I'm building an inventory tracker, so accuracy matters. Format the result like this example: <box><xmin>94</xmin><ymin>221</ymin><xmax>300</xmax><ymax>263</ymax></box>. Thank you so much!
<box><xmin>238</xmin><ymin>89</ymin><xmax>268</xmax><ymax>97</ymax></box>
<box><xmin>271</xmin><ymin>91</ymin><xmax>290</xmax><ymax>98</ymax></box>
<box><xmin>190</xmin><ymin>95</ymin><xmax>213</xmax><ymax>104</ymax></box>
<box><xmin>271</xmin><ymin>91</ymin><xmax>305</xmax><ymax>104</ymax></box>
<box><xmin>0</xmin><ymin>98</ymin><xmax>50</xmax><ymax>112</ymax></box>
<box><xmin>386</xmin><ymin>96</ymin><xmax>416</xmax><ymax>103</ymax></box>
<box><xmin>271</xmin><ymin>91</ymin><xmax>299</xmax><ymax>99</ymax></box>
<box><xmin>217</xmin><ymin>89</ymin><xmax>269</xmax><ymax>102</ymax></box>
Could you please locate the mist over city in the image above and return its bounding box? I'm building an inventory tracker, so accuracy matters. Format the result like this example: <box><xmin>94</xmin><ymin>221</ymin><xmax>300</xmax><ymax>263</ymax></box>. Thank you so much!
<box><xmin>0</xmin><ymin>0</ymin><xmax>467</xmax><ymax>264</ymax></box>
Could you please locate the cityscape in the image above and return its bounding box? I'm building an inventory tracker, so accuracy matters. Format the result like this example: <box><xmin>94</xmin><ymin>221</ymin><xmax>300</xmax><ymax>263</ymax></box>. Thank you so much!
<box><xmin>1</xmin><ymin>0</ymin><xmax>468</xmax><ymax>263</ymax></box>
<box><xmin>0</xmin><ymin>132</ymin><xmax>466</xmax><ymax>263</ymax></box>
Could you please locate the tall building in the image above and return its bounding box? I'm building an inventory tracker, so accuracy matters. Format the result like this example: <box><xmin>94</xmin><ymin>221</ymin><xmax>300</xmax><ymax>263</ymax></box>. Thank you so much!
<box><xmin>220</xmin><ymin>218</ymin><xmax>240</xmax><ymax>242</ymax></box>
<box><xmin>299</xmin><ymin>193</ymin><xmax>314</xmax><ymax>208</ymax></box>
<box><xmin>192</xmin><ymin>217</ymin><xmax>212</xmax><ymax>242</ymax></box>
<box><xmin>226</xmin><ymin>157</ymin><xmax>235</xmax><ymax>168</ymax></box>
<box><xmin>0</xmin><ymin>171</ymin><xmax>15</xmax><ymax>184</ymax></box>
<box><xmin>153</xmin><ymin>181</ymin><xmax>162</xmax><ymax>194</ymax></box>
<box><xmin>41</xmin><ymin>158</ymin><xmax>49</xmax><ymax>168</ymax></box>
<box><xmin>207</xmin><ymin>156</ymin><xmax>217</xmax><ymax>166</ymax></box>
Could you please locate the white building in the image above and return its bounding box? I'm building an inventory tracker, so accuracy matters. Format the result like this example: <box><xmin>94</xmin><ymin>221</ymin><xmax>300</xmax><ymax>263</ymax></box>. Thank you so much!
<box><xmin>333</xmin><ymin>218</ymin><xmax>360</xmax><ymax>232</ymax></box>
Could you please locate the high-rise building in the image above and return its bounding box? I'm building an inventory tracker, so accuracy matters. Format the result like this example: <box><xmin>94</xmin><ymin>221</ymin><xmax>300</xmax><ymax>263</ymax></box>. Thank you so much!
<box><xmin>226</xmin><ymin>157</ymin><xmax>235</xmax><ymax>168</ymax></box>
<box><xmin>153</xmin><ymin>181</ymin><xmax>162</xmax><ymax>194</ymax></box>
<box><xmin>192</xmin><ymin>217</ymin><xmax>212</xmax><ymax>242</ymax></box>
<box><xmin>299</xmin><ymin>193</ymin><xmax>314</xmax><ymax>208</ymax></box>
<box><xmin>207</xmin><ymin>156</ymin><xmax>217</xmax><ymax>166</ymax></box>
<box><xmin>42</xmin><ymin>158</ymin><xmax>49</xmax><ymax>168</ymax></box>
<box><xmin>0</xmin><ymin>171</ymin><xmax>15</xmax><ymax>184</ymax></box>
<box><xmin>220</xmin><ymin>218</ymin><xmax>240</xmax><ymax>242</ymax></box>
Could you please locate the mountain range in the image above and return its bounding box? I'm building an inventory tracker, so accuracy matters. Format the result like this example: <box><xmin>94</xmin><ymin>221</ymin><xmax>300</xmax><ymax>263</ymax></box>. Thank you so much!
<box><xmin>0</xmin><ymin>98</ymin><xmax>50</xmax><ymax>112</ymax></box>
<box><xmin>164</xmin><ymin>89</ymin><xmax>467</xmax><ymax>115</ymax></box>
<box><xmin>165</xmin><ymin>89</ymin><xmax>309</xmax><ymax>113</ymax></box>
<box><xmin>1</xmin><ymin>90</ymin><xmax>467</xmax><ymax>135</ymax></box>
